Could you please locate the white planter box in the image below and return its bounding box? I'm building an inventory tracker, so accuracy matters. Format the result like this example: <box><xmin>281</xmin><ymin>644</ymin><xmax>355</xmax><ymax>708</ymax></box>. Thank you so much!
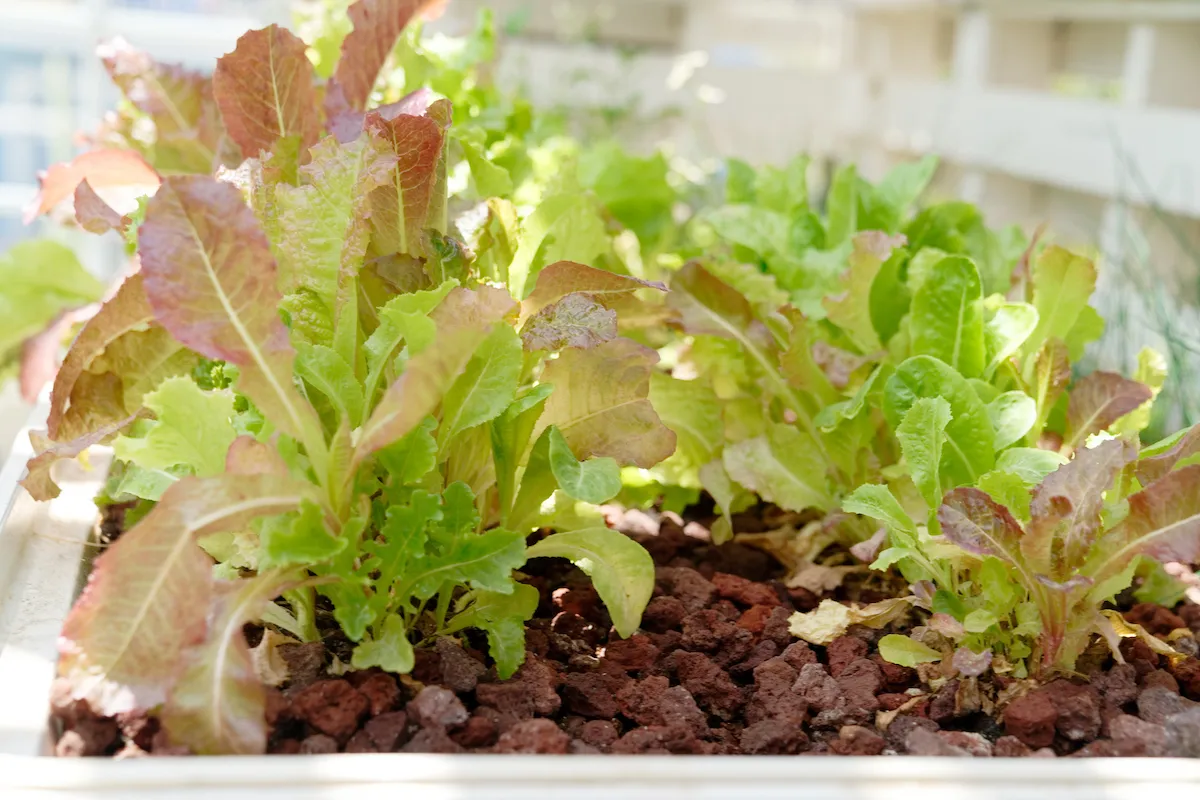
<box><xmin>1</xmin><ymin>407</ymin><xmax>1200</xmax><ymax>799</ymax></box>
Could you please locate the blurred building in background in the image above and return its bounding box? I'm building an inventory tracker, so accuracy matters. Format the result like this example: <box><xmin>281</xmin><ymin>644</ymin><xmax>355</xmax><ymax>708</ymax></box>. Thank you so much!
<box><xmin>0</xmin><ymin>0</ymin><xmax>287</xmax><ymax>456</ymax></box>
<box><xmin>2</xmin><ymin>0</ymin><xmax>1200</xmax><ymax>438</ymax></box>
<box><xmin>0</xmin><ymin>0</ymin><xmax>288</xmax><ymax>256</ymax></box>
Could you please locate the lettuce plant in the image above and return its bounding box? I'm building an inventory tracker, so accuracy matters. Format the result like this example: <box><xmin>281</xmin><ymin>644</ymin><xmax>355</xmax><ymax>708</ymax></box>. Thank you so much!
<box><xmin>27</xmin><ymin>2</ymin><xmax>675</xmax><ymax>755</ymax></box>
<box><xmin>699</xmin><ymin>176</ymin><xmax>1178</xmax><ymax>672</ymax></box>
<box><xmin>699</xmin><ymin>156</ymin><xmax>1026</xmax><ymax>318</ymax></box>
<box><xmin>813</xmin><ymin>238</ymin><xmax>1178</xmax><ymax>674</ymax></box>
<box><xmin>867</xmin><ymin>434</ymin><xmax>1200</xmax><ymax>673</ymax></box>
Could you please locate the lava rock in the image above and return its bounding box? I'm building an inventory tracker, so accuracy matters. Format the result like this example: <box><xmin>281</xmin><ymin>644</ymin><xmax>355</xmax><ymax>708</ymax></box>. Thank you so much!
<box><xmin>475</xmin><ymin>653</ymin><xmax>562</xmax><ymax>717</ymax></box>
<box><xmin>435</xmin><ymin>637</ymin><xmax>487</xmax><ymax>693</ymax></box>
<box><xmin>1141</xmin><ymin>669</ymin><xmax>1180</xmax><ymax>694</ymax></box>
<box><xmin>885</xmin><ymin>715</ymin><xmax>939</xmax><ymax>752</ymax></box>
<box><xmin>1138</xmin><ymin>685</ymin><xmax>1196</xmax><ymax>725</ymax></box>
<box><xmin>298</xmin><ymin>734</ymin><xmax>339</xmax><ymax>754</ymax></box>
<box><xmin>739</xmin><ymin>719</ymin><xmax>809</xmax><ymax>754</ymax></box>
<box><xmin>355</xmin><ymin>672</ymin><xmax>400</xmax><ymax>716</ymax></box>
<box><xmin>731</xmin><ymin>639</ymin><xmax>780</xmax><ymax>678</ymax></box>
<box><xmin>1125</xmin><ymin>603</ymin><xmax>1186</xmax><ymax>637</ymax></box>
<box><xmin>711</xmin><ymin>572</ymin><xmax>781</xmax><ymax>607</ymax></box>
<box><xmin>641</xmin><ymin>596</ymin><xmax>687</xmax><ymax>633</ymax></box>
<box><xmin>829</xmin><ymin>725</ymin><xmax>886</xmax><ymax>756</ymax></box>
<box><xmin>836</xmin><ymin>658</ymin><xmax>883</xmax><ymax>716</ymax></box>
<box><xmin>602</xmin><ymin>635</ymin><xmax>660</xmax><ymax>673</ymax></box>
<box><xmin>1108</xmin><ymin>714</ymin><xmax>1167</xmax><ymax>756</ymax></box>
<box><xmin>364</xmin><ymin>711</ymin><xmax>410</xmax><ymax>751</ymax></box>
<box><xmin>1003</xmin><ymin>691</ymin><xmax>1058</xmax><ymax>749</ymax></box>
<box><xmin>292</xmin><ymin>679</ymin><xmax>370</xmax><ymax>742</ymax></box>
<box><xmin>493</xmin><ymin>719</ymin><xmax>571</xmax><ymax>754</ymax></box>
<box><xmin>993</xmin><ymin>736</ymin><xmax>1033</xmax><ymax>757</ymax></box>
<box><xmin>781</xmin><ymin>641</ymin><xmax>818</xmax><ymax>671</ymax></box>
<box><xmin>673</xmin><ymin>650</ymin><xmax>745</xmax><ymax>719</ymax></box>
<box><xmin>793</xmin><ymin>663</ymin><xmax>846</xmax><ymax>729</ymax></box>
<box><xmin>746</xmin><ymin>657</ymin><xmax>806</xmax><ymax>725</ymax></box>
<box><xmin>407</xmin><ymin>686</ymin><xmax>469</xmax><ymax>730</ymax></box>
<box><xmin>1091</xmin><ymin>663</ymin><xmax>1138</xmax><ymax>710</ymax></box>
<box><xmin>1044</xmin><ymin>680</ymin><xmax>1101</xmax><ymax>742</ymax></box>
<box><xmin>343</xmin><ymin>730</ymin><xmax>378</xmax><ymax>753</ymax></box>
<box><xmin>826</xmin><ymin>637</ymin><xmax>869</xmax><ymax>677</ymax></box>
<box><xmin>680</xmin><ymin>609</ymin><xmax>738</xmax><ymax>652</ymax></box>
<box><xmin>451</xmin><ymin>713</ymin><xmax>499</xmax><ymax>749</ymax></box>
<box><xmin>580</xmin><ymin>720</ymin><xmax>619</xmax><ymax>750</ymax></box>
<box><xmin>737</xmin><ymin>604</ymin><xmax>777</xmax><ymax>635</ymax></box>
<box><xmin>905</xmin><ymin>727</ymin><xmax>971</xmax><ymax>757</ymax></box>
<box><xmin>563</xmin><ymin>671</ymin><xmax>628</xmax><ymax>719</ymax></box>
<box><xmin>656</xmin><ymin>567</ymin><xmax>718</xmax><ymax>613</ymax></box>
<box><xmin>871</xmin><ymin>655</ymin><xmax>916</xmax><ymax>692</ymax></box>
<box><xmin>1169</xmin><ymin>658</ymin><xmax>1200</xmax><ymax>700</ymax></box>
<box><xmin>402</xmin><ymin>728</ymin><xmax>463</xmax><ymax>753</ymax></box>
<box><xmin>1165</xmin><ymin>707</ymin><xmax>1200</xmax><ymax>757</ymax></box>
<box><xmin>610</xmin><ymin>725</ymin><xmax>706</xmax><ymax>755</ymax></box>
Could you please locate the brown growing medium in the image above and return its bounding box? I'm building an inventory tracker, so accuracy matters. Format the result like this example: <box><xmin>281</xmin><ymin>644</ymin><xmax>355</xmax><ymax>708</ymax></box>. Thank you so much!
<box><xmin>51</xmin><ymin>506</ymin><xmax>1200</xmax><ymax>758</ymax></box>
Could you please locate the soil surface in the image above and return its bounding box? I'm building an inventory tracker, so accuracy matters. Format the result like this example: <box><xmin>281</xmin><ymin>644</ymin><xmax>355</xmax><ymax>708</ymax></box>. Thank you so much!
<box><xmin>52</xmin><ymin>506</ymin><xmax>1200</xmax><ymax>757</ymax></box>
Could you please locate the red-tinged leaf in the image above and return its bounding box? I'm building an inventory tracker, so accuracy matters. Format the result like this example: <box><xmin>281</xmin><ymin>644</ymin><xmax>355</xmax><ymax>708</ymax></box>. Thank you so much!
<box><xmin>216</xmin><ymin>136</ymin><xmax>303</xmax><ymax>249</ymax></box>
<box><xmin>21</xmin><ymin>414</ymin><xmax>139</xmax><ymax>501</ymax></box>
<box><xmin>328</xmin><ymin>87</ymin><xmax>433</xmax><ymax>145</ymax></box>
<box><xmin>520</xmin><ymin>293</ymin><xmax>616</xmax><ymax>352</ymax></box>
<box><xmin>1065</xmin><ymin>372</ymin><xmax>1152</xmax><ymax>450</ymax></box>
<box><xmin>1092</xmin><ymin>465</ymin><xmax>1200</xmax><ymax>579</ymax></box>
<box><xmin>811</xmin><ymin>340</ymin><xmax>874</xmax><ymax>390</ymax></box>
<box><xmin>57</xmin><ymin>474</ymin><xmax>315</xmax><ymax>715</ymax></box>
<box><xmin>139</xmin><ymin>176</ymin><xmax>317</xmax><ymax>441</ymax></box>
<box><xmin>100</xmin><ymin>38</ymin><xmax>209</xmax><ymax>135</ymax></box>
<box><xmin>365</xmin><ymin>104</ymin><xmax>449</xmax><ymax>258</ymax></box>
<box><xmin>161</xmin><ymin>573</ymin><xmax>296</xmax><ymax>754</ymax></box>
<box><xmin>98</xmin><ymin>38</ymin><xmax>228</xmax><ymax>171</ymax></box>
<box><xmin>213</xmin><ymin>25</ymin><xmax>322</xmax><ymax>159</ymax></box>
<box><xmin>46</xmin><ymin>274</ymin><xmax>153</xmax><ymax>439</ymax></box>
<box><xmin>1137</xmin><ymin>425</ymin><xmax>1200</xmax><ymax>485</ymax></box>
<box><xmin>938</xmin><ymin>487</ymin><xmax>1033</xmax><ymax>587</ymax></box>
<box><xmin>24</xmin><ymin>149</ymin><xmax>159</xmax><ymax>223</ymax></box>
<box><xmin>779</xmin><ymin>308</ymin><xmax>838</xmax><ymax>406</ymax></box>
<box><xmin>275</xmin><ymin>136</ymin><xmax>397</xmax><ymax>337</ymax></box>
<box><xmin>356</xmin><ymin>286</ymin><xmax>516</xmax><ymax>461</ymax></box>
<box><xmin>952</xmin><ymin>647</ymin><xmax>992</xmax><ymax>678</ymax></box>
<box><xmin>225</xmin><ymin>435</ymin><xmax>289</xmax><ymax>475</ymax></box>
<box><xmin>74</xmin><ymin>180</ymin><xmax>128</xmax><ymax>234</ymax></box>
<box><xmin>535</xmin><ymin>337</ymin><xmax>677</xmax><ymax>468</ymax></box>
<box><xmin>1033</xmin><ymin>338</ymin><xmax>1071</xmax><ymax>416</ymax></box>
<box><xmin>1025</xmin><ymin>438</ymin><xmax>1137</xmax><ymax>576</ymax></box>
<box><xmin>329</xmin><ymin>0</ymin><xmax>440</xmax><ymax>112</ymax></box>
<box><xmin>669</xmin><ymin>262</ymin><xmax>771</xmax><ymax>346</ymax></box>
<box><xmin>22</xmin><ymin>275</ymin><xmax>174</xmax><ymax>499</ymax></box>
<box><xmin>521</xmin><ymin>261</ymin><xmax>666</xmax><ymax>324</ymax></box>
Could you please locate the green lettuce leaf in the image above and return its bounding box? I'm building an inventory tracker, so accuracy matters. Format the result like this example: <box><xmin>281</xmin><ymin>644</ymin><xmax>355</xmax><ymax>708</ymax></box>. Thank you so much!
<box><xmin>526</xmin><ymin>528</ymin><xmax>654</xmax><ymax>638</ymax></box>
<box><xmin>910</xmin><ymin>255</ymin><xmax>986</xmax><ymax>378</ymax></box>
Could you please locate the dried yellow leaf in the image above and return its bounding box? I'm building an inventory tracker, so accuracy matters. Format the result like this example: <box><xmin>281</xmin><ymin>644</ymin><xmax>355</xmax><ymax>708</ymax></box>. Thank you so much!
<box><xmin>788</xmin><ymin>597</ymin><xmax>913</xmax><ymax>645</ymax></box>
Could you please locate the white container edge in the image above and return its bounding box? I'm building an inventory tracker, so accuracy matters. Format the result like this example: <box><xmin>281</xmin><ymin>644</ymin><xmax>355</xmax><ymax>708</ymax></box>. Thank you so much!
<box><xmin>0</xmin><ymin>405</ymin><xmax>1199</xmax><ymax>798</ymax></box>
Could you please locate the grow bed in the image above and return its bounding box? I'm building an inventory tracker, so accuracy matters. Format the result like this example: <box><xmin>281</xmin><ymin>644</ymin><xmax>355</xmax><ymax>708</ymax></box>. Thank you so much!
<box><xmin>44</xmin><ymin>498</ymin><xmax>1200</xmax><ymax>761</ymax></box>
<box><xmin>4</xmin><ymin>426</ymin><xmax>1200</xmax><ymax>799</ymax></box>
<box><xmin>4</xmin><ymin>415</ymin><xmax>1200</xmax><ymax>764</ymax></box>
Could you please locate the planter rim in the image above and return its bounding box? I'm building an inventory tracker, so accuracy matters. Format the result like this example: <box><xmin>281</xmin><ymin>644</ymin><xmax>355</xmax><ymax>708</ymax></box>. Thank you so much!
<box><xmin>2</xmin><ymin>407</ymin><xmax>1200</xmax><ymax>795</ymax></box>
<box><xmin>2</xmin><ymin>753</ymin><xmax>1200</xmax><ymax>790</ymax></box>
